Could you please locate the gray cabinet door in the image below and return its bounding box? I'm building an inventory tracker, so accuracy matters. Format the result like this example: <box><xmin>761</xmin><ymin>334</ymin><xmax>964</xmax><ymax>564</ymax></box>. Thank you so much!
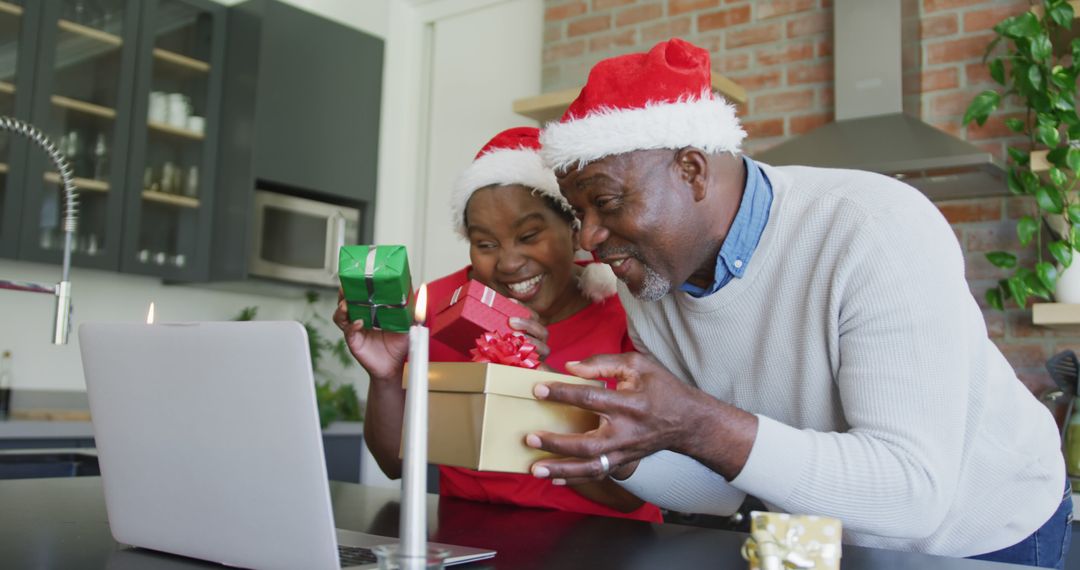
<box><xmin>0</xmin><ymin>0</ymin><xmax>42</xmax><ymax>260</ymax></box>
<box><xmin>251</xmin><ymin>0</ymin><xmax>383</xmax><ymax>206</ymax></box>
<box><xmin>119</xmin><ymin>0</ymin><xmax>225</xmax><ymax>282</ymax></box>
<box><xmin>17</xmin><ymin>0</ymin><xmax>141</xmax><ymax>271</ymax></box>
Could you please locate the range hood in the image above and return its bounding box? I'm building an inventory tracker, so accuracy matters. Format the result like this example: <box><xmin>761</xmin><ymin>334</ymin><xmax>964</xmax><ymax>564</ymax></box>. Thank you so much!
<box><xmin>755</xmin><ymin>0</ymin><xmax>1006</xmax><ymax>200</ymax></box>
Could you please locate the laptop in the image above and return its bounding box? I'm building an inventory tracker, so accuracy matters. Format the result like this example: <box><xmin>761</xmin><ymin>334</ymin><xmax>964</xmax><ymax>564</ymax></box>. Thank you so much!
<box><xmin>80</xmin><ymin>321</ymin><xmax>495</xmax><ymax>570</ymax></box>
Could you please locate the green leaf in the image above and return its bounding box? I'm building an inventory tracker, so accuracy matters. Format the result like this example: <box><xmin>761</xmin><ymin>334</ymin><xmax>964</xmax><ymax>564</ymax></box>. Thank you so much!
<box><xmin>1022</xmin><ymin>171</ymin><xmax>1042</xmax><ymax>194</ymax></box>
<box><xmin>1071</xmin><ymin>225</ymin><xmax>1080</xmax><ymax>251</ymax></box>
<box><xmin>1026</xmin><ymin>275</ymin><xmax>1053</xmax><ymax>300</ymax></box>
<box><xmin>1050</xmin><ymin>239</ymin><xmax>1074</xmax><ymax>267</ymax></box>
<box><xmin>1007</xmin><ymin>170</ymin><xmax>1024</xmax><ymax>194</ymax></box>
<box><xmin>1002</xmin><ymin>12</ymin><xmax>1043</xmax><ymax>39</ymax></box>
<box><xmin>1074</xmin><ymin>37</ymin><xmax>1080</xmax><ymax>63</ymax></box>
<box><xmin>1037</xmin><ymin>261</ymin><xmax>1060</xmax><ymax>292</ymax></box>
<box><xmin>1068</xmin><ymin>206</ymin><xmax>1080</xmax><ymax>226</ymax></box>
<box><xmin>1038</xmin><ymin>122</ymin><xmax>1062</xmax><ymax>147</ymax></box>
<box><xmin>1037</xmin><ymin>185</ymin><xmax>1066</xmax><ymax>213</ymax></box>
<box><xmin>963</xmin><ymin>90</ymin><xmax>1001</xmax><ymax>126</ymax></box>
<box><xmin>1031</xmin><ymin>33</ymin><xmax>1053</xmax><ymax>61</ymax></box>
<box><xmin>1049</xmin><ymin>1</ymin><xmax>1075</xmax><ymax>27</ymax></box>
<box><xmin>233</xmin><ymin>306</ymin><xmax>258</xmax><ymax>321</ymax></box>
<box><xmin>1069</xmin><ymin>122</ymin><xmax>1080</xmax><ymax>142</ymax></box>
<box><xmin>986</xmin><ymin>287</ymin><xmax>1005</xmax><ymax>311</ymax></box>
<box><xmin>989</xmin><ymin>58</ymin><xmax>1006</xmax><ymax>85</ymax></box>
<box><xmin>1048</xmin><ymin>146</ymin><xmax>1070</xmax><ymax>167</ymax></box>
<box><xmin>1005</xmin><ymin>117</ymin><xmax>1026</xmax><ymax>133</ymax></box>
<box><xmin>1018</xmin><ymin>215</ymin><xmax>1040</xmax><ymax>245</ymax></box>
<box><xmin>1007</xmin><ymin>273</ymin><xmax>1029</xmax><ymax>307</ymax></box>
<box><xmin>1055</xmin><ymin>95</ymin><xmax>1077</xmax><ymax>113</ymax></box>
<box><xmin>987</xmin><ymin>251</ymin><xmax>1018</xmax><ymax>269</ymax></box>
<box><xmin>1050</xmin><ymin>166</ymin><xmax>1069</xmax><ymax>186</ymax></box>
<box><xmin>1029</xmin><ymin>64</ymin><xmax>1044</xmax><ymax>90</ymax></box>
<box><xmin>1068</xmin><ymin>148</ymin><xmax>1080</xmax><ymax>173</ymax></box>
<box><xmin>1009</xmin><ymin>146</ymin><xmax>1032</xmax><ymax>165</ymax></box>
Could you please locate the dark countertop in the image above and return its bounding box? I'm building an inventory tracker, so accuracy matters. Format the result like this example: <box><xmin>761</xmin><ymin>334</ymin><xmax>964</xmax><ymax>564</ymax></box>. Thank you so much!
<box><xmin>0</xmin><ymin>477</ymin><xmax>1031</xmax><ymax>569</ymax></box>
<box><xmin>0</xmin><ymin>420</ymin><xmax>364</xmax><ymax>439</ymax></box>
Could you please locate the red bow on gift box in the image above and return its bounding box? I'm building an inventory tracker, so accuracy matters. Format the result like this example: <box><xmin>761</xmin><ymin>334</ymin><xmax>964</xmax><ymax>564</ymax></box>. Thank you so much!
<box><xmin>469</xmin><ymin>332</ymin><xmax>541</xmax><ymax>369</ymax></box>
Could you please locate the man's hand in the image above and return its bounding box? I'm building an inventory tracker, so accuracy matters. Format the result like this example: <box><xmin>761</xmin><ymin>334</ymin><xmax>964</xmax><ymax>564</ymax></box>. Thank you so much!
<box><xmin>525</xmin><ymin>353</ymin><xmax>758</xmax><ymax>484</ymax></box>
<box><xmin>333</xmin><ymin>288</ymin><xmax>409</xmax><ymax>382</ymax></box>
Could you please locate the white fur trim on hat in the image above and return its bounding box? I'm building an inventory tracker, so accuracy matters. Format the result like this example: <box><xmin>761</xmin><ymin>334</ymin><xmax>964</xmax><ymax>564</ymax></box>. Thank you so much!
<box><xmin>539</xmin><ymin>90</ymin><xmax>745</xmax><ymax>172</ymax></box>
<box><xmin>578</xmin><ymin>262</ymin><xmax>618</xmax><ymax>302</ymax></box>
<box><xmin>450</xmin><ymin>147</ymin><xmax>571</xmax><ymax>237</ymax></box>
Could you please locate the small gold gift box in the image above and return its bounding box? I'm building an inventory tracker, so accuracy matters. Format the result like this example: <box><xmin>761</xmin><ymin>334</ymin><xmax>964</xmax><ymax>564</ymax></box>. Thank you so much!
<box><xmin>402</xmin><ymin>362</ymin><xmax>604</xmax><ymax>473</ymax></box>
<box><xmin>741</xmin><ymin>511</ymin><xmax>842</xmax><ymax>570</ymax></box>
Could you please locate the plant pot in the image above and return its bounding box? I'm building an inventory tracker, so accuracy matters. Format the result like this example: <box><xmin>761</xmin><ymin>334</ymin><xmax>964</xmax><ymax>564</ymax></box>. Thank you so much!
<box><xmin>1057</xmin><ymin>256</ymin><xmax>1080</xmax><ymax>304</ymax></box>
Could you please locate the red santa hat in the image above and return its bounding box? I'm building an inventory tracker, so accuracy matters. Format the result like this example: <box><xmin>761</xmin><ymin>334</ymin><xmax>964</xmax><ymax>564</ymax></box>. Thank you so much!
<box><xmin>539</xmin><ymin>38</ymin><xmax>745</xmax><ymax>172</ymax></box>
<box><xmin>450</xmin><ymin>127</ymin><xmax>617</xmax><ymax>300</ymax></box>
<box><xmin>451</xmin><ymin>126</ymin><xmax>569</xmax><ymax>238</ymax></box>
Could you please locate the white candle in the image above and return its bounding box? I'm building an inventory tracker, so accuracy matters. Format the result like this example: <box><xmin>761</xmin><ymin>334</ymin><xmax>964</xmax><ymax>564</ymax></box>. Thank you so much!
<box><xmin>146</xmin><ymin>302</ymin><xmax>155</xmax><ymax>324</ymax></box>
<box><xmin>400</xmin><ymin>284</ymin><xmax>429</xmax><ymax>560</ymax></box>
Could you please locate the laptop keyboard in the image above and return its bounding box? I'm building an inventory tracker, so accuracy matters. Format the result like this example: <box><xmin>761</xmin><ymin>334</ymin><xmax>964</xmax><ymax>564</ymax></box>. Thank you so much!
<box><xmin>338</xmin><ymin>545</ymin><xmax>378</xmax><ymax>566</ymax></box>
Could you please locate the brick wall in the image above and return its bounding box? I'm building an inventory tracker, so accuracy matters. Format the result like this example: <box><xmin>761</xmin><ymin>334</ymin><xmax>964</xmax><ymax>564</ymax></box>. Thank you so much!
<box><xmin>543</xmin><ymin>0</ymin><xmax>1075</xmax><ymax>396</ymax></box>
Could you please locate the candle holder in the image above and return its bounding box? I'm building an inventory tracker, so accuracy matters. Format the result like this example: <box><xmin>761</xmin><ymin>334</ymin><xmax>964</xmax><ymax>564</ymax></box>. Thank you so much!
<box><xmin>373</xmin><ymin>544</ymin><xmax>449</xmax><ymax>570</ymax></box>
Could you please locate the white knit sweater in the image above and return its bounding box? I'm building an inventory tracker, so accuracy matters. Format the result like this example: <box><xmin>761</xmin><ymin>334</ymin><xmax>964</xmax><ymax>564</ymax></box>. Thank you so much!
<box><xmin>615</xmin><ymin>163</ymin><xmax>1065</xmax><ymax>557</ymax></box>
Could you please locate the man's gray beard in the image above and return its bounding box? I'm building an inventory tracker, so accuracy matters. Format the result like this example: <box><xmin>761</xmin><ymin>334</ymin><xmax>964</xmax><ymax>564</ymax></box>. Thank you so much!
<box><xmin>597</xmin><ymin>245</ymin><xmax>672</xmax><ymax>302</ymax></box>
<box><xmin>636</xmin><ymin>263</ymin><xmax>672</xmax><ymax>301</ymax></box>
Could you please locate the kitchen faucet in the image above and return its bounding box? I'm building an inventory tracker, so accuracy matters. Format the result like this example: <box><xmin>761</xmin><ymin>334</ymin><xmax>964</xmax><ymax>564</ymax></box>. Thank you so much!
<box><xmin>0</xmin><ymin>116</ymin><xmax>76</xmax><ymax>345</ymax></box>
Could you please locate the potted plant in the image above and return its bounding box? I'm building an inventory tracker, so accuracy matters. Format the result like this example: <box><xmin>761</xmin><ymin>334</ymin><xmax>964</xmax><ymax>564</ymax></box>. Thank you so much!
<box><xmin>964</xmin><ymin>0</ymin><xmax>1080</xmax><ymax>309</ymax></box>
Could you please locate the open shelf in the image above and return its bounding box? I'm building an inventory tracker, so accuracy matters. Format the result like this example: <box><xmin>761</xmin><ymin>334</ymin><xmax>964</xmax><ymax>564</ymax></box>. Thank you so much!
<box><xmin>142</xmin><ymin>189</ymin><xmax>199</xmax><ymax>208</ymax></box>
<box><xmin>513</xmin><ymin>71</ymin><xmax>748</xmax><ymax>124</ymax></box>
<box><xmin>44</xmin><ymin>171</ymin><xmax>109</xmax><ymax>192</ymax></box>
<box><xmin>152</xmin><ymin>48</ymin><xmax>210</xmax><ymax>73</ymax></box>
<box><xmin>51</xmin><ymin>94</ymin><xmax>116</xmax><ymax>119</ymax></box>
<box><xmin>57</xmin><ymin>19</ymin><xmax>122</xmax><ymax>47</ymax></box>
<box><xmin>1033</xmin><ymin>303</ymin><xmax>1080</xmax><ymax>331</ymax></box>
<box><xmin>147</xmin><ymin>120</ymin><xmax>204</xmax><ymax>140</ymax></box>
<box><xmin>0</xmin><ymin>1</ymin><xmax>22</xmax><ymax>17</ymax></box>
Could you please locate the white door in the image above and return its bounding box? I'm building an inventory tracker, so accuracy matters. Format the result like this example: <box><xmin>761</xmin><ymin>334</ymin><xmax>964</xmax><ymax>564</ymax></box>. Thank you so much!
<box><xmin>418</xmin><ymin>0</ymin><xmax>542</xmax><ymax>282</ymax></box>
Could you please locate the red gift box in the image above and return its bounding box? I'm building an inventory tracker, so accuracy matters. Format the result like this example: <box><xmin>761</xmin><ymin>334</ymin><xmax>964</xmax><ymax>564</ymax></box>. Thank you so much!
<box><xmin>431</xmin><ymin>280</ymin><xmax>532</xmax><ymax>355</ymax></box>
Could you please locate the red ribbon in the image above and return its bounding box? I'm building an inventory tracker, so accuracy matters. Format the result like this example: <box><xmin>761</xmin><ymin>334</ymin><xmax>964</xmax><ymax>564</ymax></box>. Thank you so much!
<box><xmin>469</xmin><ymin>331</ymin><xmax>541</xmax><ymax>369</ymax></box>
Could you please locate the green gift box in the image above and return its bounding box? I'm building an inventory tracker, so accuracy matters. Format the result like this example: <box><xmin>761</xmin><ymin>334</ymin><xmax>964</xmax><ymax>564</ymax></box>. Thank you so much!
<box><xmin>339</xmin><ymin>245</ymin><xmax>414</xmax><ymax>332</ymax></box>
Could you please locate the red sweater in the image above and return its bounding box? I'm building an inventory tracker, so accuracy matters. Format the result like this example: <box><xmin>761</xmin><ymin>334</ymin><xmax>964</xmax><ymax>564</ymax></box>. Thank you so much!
<box><xmin>426</xmin><ymin>266</ymin><xmax>663</xmax><ymax>523</ymax></box>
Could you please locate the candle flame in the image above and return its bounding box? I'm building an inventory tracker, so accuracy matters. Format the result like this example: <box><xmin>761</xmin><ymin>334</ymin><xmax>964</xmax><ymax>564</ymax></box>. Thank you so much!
<box><xmin>146</xmin><ymin>302</ymin><xmax>155</xmax><ymax>324</ymax></box>
<box><xmin>415</xmin><ymin>284</ymin><xmax>427</xmax><ymax>325</ymax></box>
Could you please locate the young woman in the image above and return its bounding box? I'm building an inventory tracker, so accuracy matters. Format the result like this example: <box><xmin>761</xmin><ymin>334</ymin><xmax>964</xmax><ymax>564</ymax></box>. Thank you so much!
<box><xmin>334</xmin><ymin>127</ymin><xmax>661</xmax><ymax>522</ymax></box>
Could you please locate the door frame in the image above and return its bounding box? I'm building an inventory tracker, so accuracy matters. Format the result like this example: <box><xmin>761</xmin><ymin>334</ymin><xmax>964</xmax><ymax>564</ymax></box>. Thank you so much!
<box><xmin>374</xmin><ymin>0</ymin><xmax>526</xmax><ymax>283</ymax></box>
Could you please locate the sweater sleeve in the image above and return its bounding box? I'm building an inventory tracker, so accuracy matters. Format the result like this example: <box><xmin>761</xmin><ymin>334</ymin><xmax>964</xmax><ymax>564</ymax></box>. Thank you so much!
<box><xmin>729</xmin><ymin>194</ymin><xmax>973</xmax><ymax>539</ymax></box>
<box><xmin>615</xmin><ymin>450</ymin><xmax>746</xmax><ymax>515</ymax></box>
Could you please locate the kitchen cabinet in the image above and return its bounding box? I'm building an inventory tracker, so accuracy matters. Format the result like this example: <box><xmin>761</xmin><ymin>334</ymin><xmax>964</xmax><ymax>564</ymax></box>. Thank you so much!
<box><xmin>210</xmin><ymin>0</ymin><xmax>382</xmax><ymax>282</ymax></box>
<box><xmin>0</xmin><ymin>0</ymin><xmax>225</xmax><ymax>281</ymax></box>
<box><xmin>18</xmin><ymin>0</ymin><xmax>141</xmax><ymax>271</ymax></box>
<box><xmin>0</xmin><ymin>1</ymin><xmax>40</xmax><ymax>260</ymax></box>
<box><xmin>119</xmin><ymin>0</ymin><xmax>224</xmax><ymax>281</ymax></box>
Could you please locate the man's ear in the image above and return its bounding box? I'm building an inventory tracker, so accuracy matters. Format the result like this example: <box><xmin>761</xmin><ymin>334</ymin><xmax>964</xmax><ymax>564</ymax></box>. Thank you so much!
<box><xmin>675</xmin><ymin>147</ymin><xmax>709</xmax><ymax>202</ymax></box>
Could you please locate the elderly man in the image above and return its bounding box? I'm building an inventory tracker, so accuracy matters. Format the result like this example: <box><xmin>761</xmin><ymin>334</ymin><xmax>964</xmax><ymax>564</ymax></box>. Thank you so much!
<box><xmin>525</xmin><ymin>38</ymin><xmax>1070</xmax><ymax>567</ymax></box>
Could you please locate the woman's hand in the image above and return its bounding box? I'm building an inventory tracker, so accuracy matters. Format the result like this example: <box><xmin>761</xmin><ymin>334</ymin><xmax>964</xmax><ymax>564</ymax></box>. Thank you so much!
<box><xmin>508</xmin><ymin>307</ymin><xmax>551</xmax><ymax>361</ymax></box>
<box><xmin>333</xmin><ymin>289</ymin><xmax>409</xmax><ymax>382</ymax></box>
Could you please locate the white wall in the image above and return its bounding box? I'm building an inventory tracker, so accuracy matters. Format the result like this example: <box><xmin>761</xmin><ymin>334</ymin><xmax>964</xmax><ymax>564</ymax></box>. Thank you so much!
<box><xmin>0</xmin><ymin>259</ymin><xmax>356</xmax><ymax>392</ymax></box>
<box><xmin>419</xmin><ymin>0</ymin><xmax>542</xmax><ymax>280</ymax></box>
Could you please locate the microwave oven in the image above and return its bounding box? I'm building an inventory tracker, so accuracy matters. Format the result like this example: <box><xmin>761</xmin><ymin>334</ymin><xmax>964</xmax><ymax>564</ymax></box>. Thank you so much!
<box><xmin>249</xmin><ymin>190</ymin><xmax>361</xmax><ymax>287</ymax></box>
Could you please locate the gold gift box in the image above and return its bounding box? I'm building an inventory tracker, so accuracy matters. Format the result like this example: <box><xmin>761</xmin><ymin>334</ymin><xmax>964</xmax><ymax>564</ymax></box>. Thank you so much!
<box><xmin>402</xmin><ymin>362</ymin><xmax>604</xmax><ymax>473</ymax></box>
<box><xmin>743</xmin><ymin>511</ymin><xmax>842</xmax><ymax>570</ymax></box>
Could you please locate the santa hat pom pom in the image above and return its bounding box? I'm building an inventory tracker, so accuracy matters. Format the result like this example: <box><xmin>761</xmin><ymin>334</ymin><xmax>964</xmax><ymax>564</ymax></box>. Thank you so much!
<box><xmin>578</xmin><ymin>262</ymin><xmax>618</xmax><ymax>302</ymax></box>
